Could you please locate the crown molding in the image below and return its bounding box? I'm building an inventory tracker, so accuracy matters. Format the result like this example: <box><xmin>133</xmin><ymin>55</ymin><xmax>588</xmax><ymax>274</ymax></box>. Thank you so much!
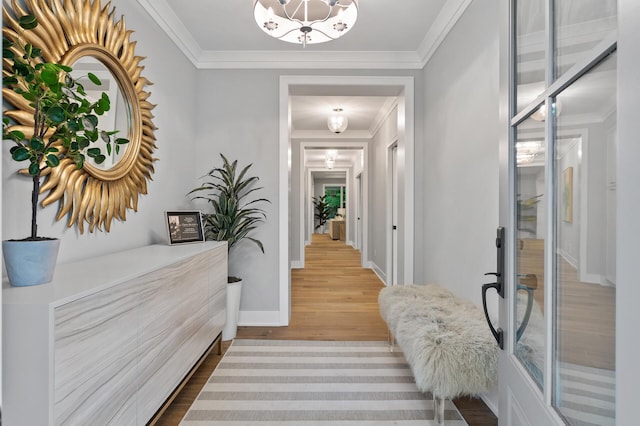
<box><xmin>416</xmin><ymin>0</ymin><xmax>473</xmax><ymax>67</ymax></box>
<box><xmin>136</xmin><ymin>0</ymin><xmax>202</xmax><ymax>64</ymax></box>
<box><xmin>291</xmin><ymin>129</ymin><xmax>372</xmax><ymax>140</ymax></box>
<box><xmin>138</xmin><ymin>0</ymin><xmax>471</xmax><ymax>70</ymax></box>
<box><xmin>196</xmin><ymin>50</ymin><xmax>424</xmax><ymax>70</ymax></box>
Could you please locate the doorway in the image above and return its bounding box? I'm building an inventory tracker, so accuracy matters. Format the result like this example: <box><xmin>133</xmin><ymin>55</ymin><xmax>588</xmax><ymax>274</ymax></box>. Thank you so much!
<box><xmin>279</xmin><ymin>75</ymin><xmax>415</xmax><ymax>325</ymax></box>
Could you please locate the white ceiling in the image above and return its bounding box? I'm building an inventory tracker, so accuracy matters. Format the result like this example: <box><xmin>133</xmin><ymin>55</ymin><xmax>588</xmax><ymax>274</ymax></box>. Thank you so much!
<box><xmin>136</xmin><ymin>0</ymin><xmax>468</xmax><ymax>172</ymax></box>
<box><xmin>137</xmin><ymin>0</ymin><xmax>471</xmax><ymax>69</ymax></box>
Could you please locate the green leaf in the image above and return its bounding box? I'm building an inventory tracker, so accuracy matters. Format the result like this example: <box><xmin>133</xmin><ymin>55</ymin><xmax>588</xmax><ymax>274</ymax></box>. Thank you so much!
<box><xmin>46</xmin><ymin>106</ymin><xmax>65</xmax><ymax>123</ymax></box>
<box><xmin>87</xmin><ymin>148</ymin><xmax>101</xmax><ymax>157</ymax></box>
<box><xmin>3</xmin><ymin>48</ymin><xmax>15</xmax><ymax>60</ymax></box>
<box><xmin>14</xmin><ymin>62</ymin><xmax>29</xmax><ymax>76</ymax></box>
<box><xmin>8</xmin><ymin>130</ymin><xmax>25</xmax><ymax>141</ymax></box>
<box><xmin>29</xmin><ymin>138</ymin><xmax>44</xmax><ymax>151</ymax></box>
<box><xmin>115</xmin><ymin>138</ymin><xmax>129</xmax><ymax>145</ymax></box>
<box><xmin>106</xmin><ymin>143</ymin><xmax>112</xmax><ymax>156</ymax></box>
<box><xmin>94</xmin><ymin>154</ymin><xmax>106</xmax><ymax>164</ymax></box>
<box><xmin>19</xmin><ymin>15</ymin><xmax>38</xmax><ymax>30</ymax></box>
<box><xmin>77</xmin><ymin>138</ymin><xmax>89</xmax><ymax>150</ymax></box>
<box><xmin>11</xmin><ymin>147</ymin><xmax>30</xmax><ymax>161</ymax></box>
<box><xmin>57</xmin><ymin>64</ymin><xmax>72</xmax><ymax>72</ymax></box>
<box><xmin>28</xmin><ymin>162</ymin><xmax>40</xmax><ymax>175</ymax></box>
<box><xmin>30</xmin><ymin>47</ymin><xmax>42</xmax><ymax>58</ymax></box>
<box><xmin>2</xmin><ymin>76</ymin><xmax>18</xmax><ymax>86</ymax></box>
<box><xmin>97</xmin><ymin>96</ymin><xmax>110</xmax><ymax>112</ymax></box>
<box><xmin>41</xmin><ymin>68</ymin><xmax>58</xmax><ymax>86</ymax></box>
<box><xmin>46</xmin><ymin>154</ymin><xmax>60</xmax><ymax>167</ymax></box>
<box><xmin>87</xmin><ymin>72</ymin><xmax>102</xmax><ymax>86</ymax></box>
<box><xmin>82</xmin><ymin>115</ymin><xmax>98</xmax><ymax>131</ymax></box>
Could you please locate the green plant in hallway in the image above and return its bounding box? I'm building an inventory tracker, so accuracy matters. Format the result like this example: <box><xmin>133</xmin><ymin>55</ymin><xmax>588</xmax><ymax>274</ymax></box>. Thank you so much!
<box><xmin>2</xmin><ymin>15</ymin><xmax>127</xmax><ymax>286</ymax></box>
<box><xmin>189</xmin><ymin>153</ymin><xmax>270</xmax><ymax>340</ymax></box>
<box><xmin>313</xmin><ymin>195</ymin><xmax>331</xmax><ymax>232</ymax></box>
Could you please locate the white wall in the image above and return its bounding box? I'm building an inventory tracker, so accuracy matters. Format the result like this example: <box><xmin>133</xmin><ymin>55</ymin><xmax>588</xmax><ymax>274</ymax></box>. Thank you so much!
<box><xmin>419</xmin><ymin>0</ymin><xmax>500</xmax><ymax>408</ymax></box>
<box><xmin>2</xmin><ymin>0</ymin><xmax>199</xmax><ymax>264</ymax></box>
<box><xmin>419</xmin><ymin>0</ymin><xmax>499</xmax><ymax>302</ymax></box>
<box><xmin>189</xmin><ymin>70</ymin><xmax>281</xmax><ymax>314</ymax></box>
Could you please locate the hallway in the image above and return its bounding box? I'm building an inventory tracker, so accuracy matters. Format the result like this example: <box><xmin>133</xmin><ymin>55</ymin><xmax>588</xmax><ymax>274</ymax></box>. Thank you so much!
<box><xmin>157</xmin><ymin>234</ymin><xmax>497</xmax><ymax>425</ymax></box>
<box><xmin>240</xmin><ymin>233</ymin><xmax>388</xmax><ymax>340</ymax></box>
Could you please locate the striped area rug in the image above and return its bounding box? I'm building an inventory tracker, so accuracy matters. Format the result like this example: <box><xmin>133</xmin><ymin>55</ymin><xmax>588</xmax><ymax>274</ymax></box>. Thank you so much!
<box><xmin>180</xmin><ymin>339</ymin><xmax>468</xmax><ymax>425</ymax></box>
<box><xmin>557</xmin><ymin>362</ymin><xmax>615</xmax><ymax>426</ymax></box>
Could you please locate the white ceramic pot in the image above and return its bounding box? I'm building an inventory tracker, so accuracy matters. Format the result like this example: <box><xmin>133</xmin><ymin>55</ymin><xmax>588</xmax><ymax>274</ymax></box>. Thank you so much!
<box><xmin>2</xmin><ymin>239</ymin><xmax>60</xmax><ymax>286</ymax></box>
<box><xmin>222</xmin><ymin>278</ymin><xmax>243</xmax><ymax>341</ymax></box>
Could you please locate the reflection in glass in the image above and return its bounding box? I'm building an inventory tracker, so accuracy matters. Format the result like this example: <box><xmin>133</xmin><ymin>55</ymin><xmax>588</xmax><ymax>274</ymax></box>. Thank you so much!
<box><xmin>514</xmin><ymin>115</ymin><xmax>546</xmax><ymax>389</ymax></box>
<box><xmin>553</xmin><ymin>52</ymin><xmax>616</xmax><ymax>425</ymax></box>
<box><xmin>515</xmin><ymin>0</ymin><xmax>546</xmax><ymax>113</ymax></box>
<box><xmin>555</xmin><ymin>0</ymin><xmax>617</xmax><ymax>80</ymax></box>
<box><xmin>71</xmin><ymin>57</ymin><xmax>129</xmax><ymax>170</ymax></box>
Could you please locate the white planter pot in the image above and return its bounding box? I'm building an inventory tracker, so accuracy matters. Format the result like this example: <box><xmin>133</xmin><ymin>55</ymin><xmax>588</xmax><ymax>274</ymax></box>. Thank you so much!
<box><xmin>2</xmin><ymin>239</ymin><xmax>60</xmax><ymax>286</ymax></box>
<box><xmin>222</xmin><ymin>278</ymin><xmax>243</xmax><ymax>341</ymax></box>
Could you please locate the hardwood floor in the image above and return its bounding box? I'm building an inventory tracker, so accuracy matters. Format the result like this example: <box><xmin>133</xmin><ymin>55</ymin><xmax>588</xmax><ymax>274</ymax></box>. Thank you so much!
<box><xmin>156</xmin><ymin>233</ymin><xmax>497</xmax><ymax>425</ymax></box>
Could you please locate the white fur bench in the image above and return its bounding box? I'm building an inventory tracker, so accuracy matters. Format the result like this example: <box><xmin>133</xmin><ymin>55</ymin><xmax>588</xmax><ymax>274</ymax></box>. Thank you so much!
<box><xmin>378</xmin><ymin>284</ymin><xmax>498</xmax><ymax>425</ymax></box>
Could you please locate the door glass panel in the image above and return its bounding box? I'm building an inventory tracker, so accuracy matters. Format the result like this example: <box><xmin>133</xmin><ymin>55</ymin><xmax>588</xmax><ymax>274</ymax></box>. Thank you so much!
<box><xmin>555</xmin><ymin>0</ymin><xmax>617</xmax><ymax>80</ymax></box>
<box><xmin>514</xmin><ymin>115</ymin><xmax>547</xmax><ymax>389</ymax></box>
<box><xmin>553</xmin><ymin>51</ymin><xmax>616</xmax><ymax>425</ymax></box>
<box><xmin>515</xmin><ymin>0</ymin><xmax>546</xmax><ymax>113</ymax></box>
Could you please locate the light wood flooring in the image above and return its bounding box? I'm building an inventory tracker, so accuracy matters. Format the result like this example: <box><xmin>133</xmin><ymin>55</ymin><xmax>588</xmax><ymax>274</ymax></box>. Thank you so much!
<box><xmin>517</xmin><ymin>238</ymin><xmax>616</xmax><ymax>370</ymax></box>
<box><xmin>155</xmin><ymin>233</ymin><xmax>497</xmax><ymax>425</ymax></box>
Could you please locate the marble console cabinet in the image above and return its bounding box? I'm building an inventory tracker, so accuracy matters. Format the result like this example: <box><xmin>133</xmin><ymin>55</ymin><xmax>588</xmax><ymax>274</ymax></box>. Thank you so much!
<box><xmin>3</xmin><ymin>242</ymin><xmax>227</xmax><ymax>425</ymax></box>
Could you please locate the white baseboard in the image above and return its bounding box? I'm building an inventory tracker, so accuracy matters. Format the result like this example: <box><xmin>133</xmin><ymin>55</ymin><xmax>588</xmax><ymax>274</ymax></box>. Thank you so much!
<box><xmin>479</xmin><ymin>392</ymin><xmax>498</xmax><ymax>416</ymax></box>
<box><xmin>290</xmin><ymin>260</ymin><xmax>304</xmax><ymax>269</ymax></box>
<box><xmin>370</xmin><ymin>262</ymin><xmax>387</xmax><ymax>286</ymax></box>
<box><xmin>238</xmin><ymin>310</ymin><xmax>284</xmax><ymax>327</ymax></box>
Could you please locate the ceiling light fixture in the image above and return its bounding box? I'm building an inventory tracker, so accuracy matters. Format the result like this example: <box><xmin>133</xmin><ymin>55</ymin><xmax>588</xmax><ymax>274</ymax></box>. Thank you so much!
<box><xmin>253</xmin><ymin>0</ymin><xmax>359</xmax><ymax>48</ymax></box>
<box><xmin>327</xmin><ymin>108</ymin><xmax>348</xmax><ymax>133</ymax></box>
<box><xmin>325</xmin><ymin>150</ymin><xmax>337</xmax><ymax>169</ymax></box>
<box><xmin>531</xmin><ymin>100</ymin><xmax>562</xmax><ymax>122</ymax></box>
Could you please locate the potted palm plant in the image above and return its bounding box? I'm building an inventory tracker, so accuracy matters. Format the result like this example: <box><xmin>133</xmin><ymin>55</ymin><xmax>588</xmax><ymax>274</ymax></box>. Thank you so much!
<box><xmin>313</xmin><ymin>195</ymin><xmax>331</xmax><ymax>233</ymax></box>
<box><xmin>189</xmin><ymin>154</ymin><xmax>270</xmax><ymax>340</ymax></box>
<box><xmin>2</xmin><ymin>15</ymin><xmax>127</xmax><ymax>286</ymax></box>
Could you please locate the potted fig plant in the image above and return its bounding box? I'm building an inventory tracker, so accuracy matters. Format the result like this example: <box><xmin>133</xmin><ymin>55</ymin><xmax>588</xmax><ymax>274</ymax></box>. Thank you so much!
<box><xmin>2</xmin><ymin>15</ymin><xmax>128</xmax><ymax>286</ymax></box>
<box><xmin>189</xmin><ymin>154</ymin><xmax>270</xmax><ymax>340</ymax></box>
<box><xmin>313</xmin><ymin>194</ymin><xmax>331</xmax><ymax>233</ymax></box>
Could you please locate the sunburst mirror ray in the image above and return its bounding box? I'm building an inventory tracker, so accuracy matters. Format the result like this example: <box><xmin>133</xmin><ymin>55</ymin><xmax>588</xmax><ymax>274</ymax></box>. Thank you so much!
<box><xmin>2</xmin><ymin>0</ymin><xmax>157</xmax><ymax>233</ymax></box>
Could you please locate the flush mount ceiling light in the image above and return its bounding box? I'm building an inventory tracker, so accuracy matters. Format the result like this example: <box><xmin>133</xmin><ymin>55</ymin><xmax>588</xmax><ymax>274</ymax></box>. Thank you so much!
<box><xmin>325</xmin><ymin>150</ymin><xmax>337</xmax><ymax>169</ymax></box>
<box><xmin>327</xmin><ymin>108</ymin><xmax>348</xmax><ymax>133</ymax></box>
<box><xmin>253</xmin><ymin>0</ymin><xmax>359</xmax><ymax>47</ymax></box>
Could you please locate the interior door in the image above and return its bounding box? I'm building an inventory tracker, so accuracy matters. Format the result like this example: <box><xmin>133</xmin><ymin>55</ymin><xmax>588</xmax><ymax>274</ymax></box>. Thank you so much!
<box><xmin>497</xmin><ymin>1</ymin><xmax>618</xmax><ymax>424</ymax></box>
<box><xmin>390</xmin><ymin>144</ymin><xmax>398</xmax><ymax>286</ymax></box>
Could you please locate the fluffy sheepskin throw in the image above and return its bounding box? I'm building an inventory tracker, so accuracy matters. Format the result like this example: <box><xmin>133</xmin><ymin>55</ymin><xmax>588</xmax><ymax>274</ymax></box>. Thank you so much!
<box><xmin>379</xmin><ymin>284</ymin><xmax>498</xmax><ymax>399</ymax></box>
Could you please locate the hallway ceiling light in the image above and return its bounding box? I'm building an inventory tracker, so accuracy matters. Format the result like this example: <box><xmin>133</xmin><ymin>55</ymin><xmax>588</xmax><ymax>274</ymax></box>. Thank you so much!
<box><xmin>253</xmin><ymin>0</ymin><xmax>359</xmax><ymax>47</ymax></box>
<box><xmin>327</xmin><ymin>108</ymin><xmax>348</xmax><ymax>133</ymax></box>
<box><xmin>325</xmin><ymin>150</ymin><xmax>337</xmax><ymax>169</ymax></box>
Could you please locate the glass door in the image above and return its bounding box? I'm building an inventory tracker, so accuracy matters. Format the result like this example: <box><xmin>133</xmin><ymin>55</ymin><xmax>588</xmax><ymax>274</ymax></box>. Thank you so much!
<box><xmin>499</xmin><ymin>0</ymin><xmax>617</xmax><ymax>424</ymax></box>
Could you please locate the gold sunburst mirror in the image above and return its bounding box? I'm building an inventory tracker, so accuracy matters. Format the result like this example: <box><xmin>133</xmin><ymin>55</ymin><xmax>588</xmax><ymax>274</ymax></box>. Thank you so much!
<box><xmin>2</xmin><ymin>0</ymin><xmax>157</xmax><ymax>233</ymax></box>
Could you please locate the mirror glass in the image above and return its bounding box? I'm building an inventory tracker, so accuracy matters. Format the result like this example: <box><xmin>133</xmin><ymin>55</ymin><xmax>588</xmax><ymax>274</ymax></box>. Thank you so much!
<box><xmin>71</xmin><ymin>57</ymin><xmax>130</xmax><ymax>170</ymax></box>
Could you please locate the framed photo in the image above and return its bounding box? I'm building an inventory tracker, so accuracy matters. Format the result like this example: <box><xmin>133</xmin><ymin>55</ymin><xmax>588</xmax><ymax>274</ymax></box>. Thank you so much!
<box><xmin>165</xmin><ymin>211</ymin><xmax>205</xmax><ymax>245</ymax></box>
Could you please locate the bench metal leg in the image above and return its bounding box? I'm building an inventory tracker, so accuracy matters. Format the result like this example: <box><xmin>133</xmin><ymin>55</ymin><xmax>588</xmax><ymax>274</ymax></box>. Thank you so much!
<box><xmin>434</xmin><ymin>395</ymin><xmax>445</xmax><ymax>425</ymax></box>
<box><xmin>387</xmin><ymin>329</ymin><xmax>396</xmax><ymax>352</ymax></box>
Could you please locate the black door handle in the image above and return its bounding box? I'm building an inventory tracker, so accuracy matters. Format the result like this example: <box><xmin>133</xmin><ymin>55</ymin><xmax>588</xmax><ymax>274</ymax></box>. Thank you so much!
<box><xmin>481</xmin><ymin>226</ymin><xmax>505</xmax><ymax>349</ymax></box>
<box><xmin>482</xmin><ymin>282</ymin><xmax>504</xmax><ymax>349</ymax></box>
